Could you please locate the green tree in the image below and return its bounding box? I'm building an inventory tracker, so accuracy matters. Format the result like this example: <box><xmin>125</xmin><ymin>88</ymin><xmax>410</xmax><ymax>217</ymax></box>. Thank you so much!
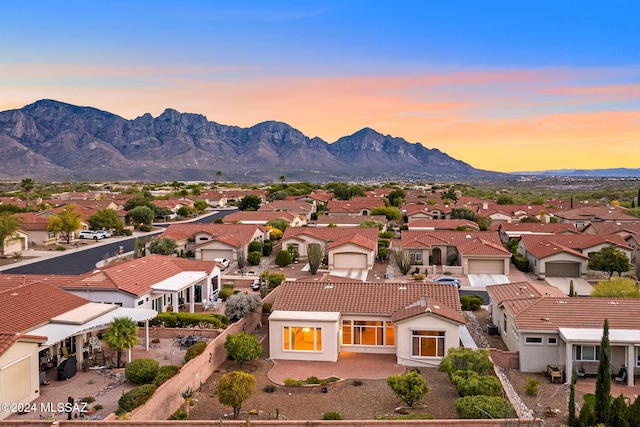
<box><xmin>0</xmin><ymin>213</ymin><xmax>23</xmax><ymax>250</ymax></box>
<box><xmin>102</xmin><ymin>317</ymin><xmax>140</xmax><ymax>368</ymax></box>
<box><xmin>216</xmin><ymin>371</ymin><xmax>256</xmax><ymax>419</ymax></box>
<box><xmin>371</xmin><ymin>206</ymin><xmax>403</xmax><ymax>221</ymax></box>
<box><xmin>20</xmin><ymin>177</ymin><xmax>36</xmax><ymax>210</ymax></box>
<box><xmin>176</xmin><ymin>205</ymin><xmax>192</xmax><ymax>217</ymax></box>
<box><xmin>450</xmin><ymin>207</ymin><xmax>476</xmax><ymax>221</ymax></box>
<box><xmin>279</xmin><ymin>175</ymin><xmax>286</xmax><ymax>186</ymax></box>
<box><xmin>193</xmin><ymin>199</ymin><xmax>208</xmax><ymax>213</ymax></box>
<box><xmin>496</xmin><ymin>195</ymin><xmax>513</xmax><ymax>205</ymax></box>
<box><xmin>224</xmin><ymin>293</ymin><xmax>261</xmax><ymax>322</ymax></box>
<box><xmin>275</xmin><ymin>249</ymin><xmax>292</xmax><ymax>267</ymax></box>
<box><xmin>567</xmin><ymin>375</ymin><xmax>577</xmax><ymax>427</ymax></box>
<box><xmin>591</xmin><ymin>277</ymin><xmax>640</xmax><ymax>298</ymax></box>
<box><xmin>595</xmin><ymin>319</ymin><xmax>611</xmax><ymax>425</ymax></box>
<box><xmin>47</xmin><ymin>204</ymin><xmax>82</xmax><ymax>244</ymax></box>
<box><xmin>439</xmin><ymin>348</ymin><xmax>494</xmax><ymax>377</ymax></box>
<box><xmin>610</xmin><ymin>394</ymin><xmax>630</xmax><ymax>427</ymax></box>
<box><xmin>266</xmin><ymin>218</ymin><xmax>289</xmax><ymax>232</ymax></box>
<box><xmin>387</xmin><ymin>188</ymin><xmax>405</xmax><ymax>207</ymax></box>
<box><xmin>307</xmin><ymin>243</ymin><xmax>324</xmax><ymax>275</ymax></box>
<box><xmin>588</xmin><ymin>246</ymin><xmax>631</xmax><ymax>279</ymax></box>
<box><xmin>387</xmin><ymin>371</ymin><xmax>429</xmax><ymax>407</ymax></box>
<box><xmin>148</xmin><ymin>237</ymin><xmax>178</xmax><ymax>255</ymax></box>
<box><xmin>238</xmin><ymin>194</ymin><xmax>261</xmax><ymax>211</ymax></box>
<box><xmin>128</xmin><ymin>206</ymin><xmax>154</xmax><ymax>226</ymax></box>
<box><xmin>124</xmin><ymin>196</ymin><xmax>154</xmax><ymax>211</ymax></box>
<box><xmin>88</xmin><ymin>209</ymin><xmax>123</xmax><ymax>232</ymax></box>
<box><xmin>224</xmin><ymin>332</ymin><xmax>262</xmax><ymax>369</ymax></box>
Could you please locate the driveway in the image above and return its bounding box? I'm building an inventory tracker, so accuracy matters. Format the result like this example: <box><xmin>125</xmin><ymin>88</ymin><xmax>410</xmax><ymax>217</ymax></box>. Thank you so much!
<box><xmin>545</xmin><ymin>277</ymin><xmax>593</xmax><ymax>296</ymax></box>
<box><xmin>329</xmin><ymin>268</ymin><xmax>369</xmax><ymax>281</ymax></box>
<box><xmin>468</xmin><ymin>274</ymin><xmax>510</xmax><ymax>289</ymax></box>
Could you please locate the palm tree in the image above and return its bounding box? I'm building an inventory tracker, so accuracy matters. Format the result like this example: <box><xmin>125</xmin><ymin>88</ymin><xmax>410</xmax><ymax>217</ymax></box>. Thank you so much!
<box><xmin>0</xmin><ymin>213</ymin><xmax>24</xmax><ymax>251</ymax></box>
<box><xmin>20</xmin><ymin>178</ymin><xmax>35</xmax><ymax>210</ymax></box>
<box><xmin>279</xmin><ymin>175</ymin><xmax>286</xmax><ymax>186</ymax></box>
<box><xmin>102</xmin><ymin>317</ymin><xmax>139</xmax><ymax>368</ymax></box>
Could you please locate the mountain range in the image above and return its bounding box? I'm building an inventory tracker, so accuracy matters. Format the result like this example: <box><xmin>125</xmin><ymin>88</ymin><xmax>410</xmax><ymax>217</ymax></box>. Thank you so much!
<box><xmin>513</xmin><ymin>168</ymin><xmax>640</xmax><ymax>178</ymax></box>
<box><xmin>0</xmin><ymin>100</ymin><xmax>510</xmax><ymax>183</ymax></box>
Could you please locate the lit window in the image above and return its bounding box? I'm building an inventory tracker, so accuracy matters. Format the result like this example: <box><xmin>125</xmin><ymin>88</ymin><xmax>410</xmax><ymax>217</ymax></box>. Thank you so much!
<box><xmin>341</xmin><ymin>320</ymin><xmax>395</xmax><ymax>346</ymax></box>
<box><xmin>411</xmin><ymin>330</ymin><xmax>445</xmax><ymax>357</ymax></box>
<box><xmin>283</xmin><ymin>326</ymin><xmax>322</xmax><ymax>352</ymax></box>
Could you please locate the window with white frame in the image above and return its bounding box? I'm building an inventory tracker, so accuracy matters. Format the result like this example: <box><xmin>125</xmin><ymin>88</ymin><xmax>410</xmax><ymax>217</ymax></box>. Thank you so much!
<box><xmin>548</xmin><ymin>337</ymin><xmax>558</xmax><ymax>345</ymax></box>
<box><xmin>409</xmin><ymin>250</ymin><xmax>423</xmax><ymax>264</ymax></box>
<box><xmin>283</xmin><ymin>326</ymin><xmax>322</xmax><ymax>352</ymax></box>
<box><xmin>575</xmin><ymin>345</ymin><xmax>600</xmax><ymax>361</ymax></box>
<box><xmin>342</xmin><ymin>320</ymin><xmax>395</xmax><ymax>346</ymax></box>
<box><xmin>411</xmin><ymin>330</ymin><xmax>445</xmax><ymax>357</ymax></box>
<box><xmin>525</xmin><ymin>337</ymin><xmax>543</xmax><ymax>345</ymax></box>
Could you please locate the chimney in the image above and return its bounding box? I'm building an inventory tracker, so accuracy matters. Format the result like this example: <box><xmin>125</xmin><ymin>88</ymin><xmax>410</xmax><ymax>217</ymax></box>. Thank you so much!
<box><xmin>482</xmin><ymin>202</ymin><xmax>488</xmax><ymax>210</ymax></box>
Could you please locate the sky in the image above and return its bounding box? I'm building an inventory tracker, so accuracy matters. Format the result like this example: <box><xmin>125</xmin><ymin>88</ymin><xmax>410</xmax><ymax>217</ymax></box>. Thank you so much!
<box><xmin>1</xmin><ymin>1</ymin><xmax>639</xmax><ymax>173</ymax></box>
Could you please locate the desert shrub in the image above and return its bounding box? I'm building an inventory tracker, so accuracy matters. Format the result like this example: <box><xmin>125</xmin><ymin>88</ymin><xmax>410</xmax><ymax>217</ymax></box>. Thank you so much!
<box><xmin>460</xmin><ymin>295</ymin><xmax>484</xmax><ymax>311</ymax></box>
<box><xmin>80</xmin><ymin>396</ymin><xmax>96</xmax><ymax>404</ymax></box>
<box><xmin>93</xmin><ymin>404</ymin><xmax>103</xmax><ymax>411</ymax></box>
<box><xmin>306</xmin><ymin>376</ymin><xmax>321</xmax><ymax>384</ymax></box>
<box><xmin>379</xmin><ymin>231</ymin><xmax>394</xmax><ymax>239</ymax></box>
<box><xmin>378</xmin><ymin>246</ymin><xmax>388</xmax><ymax>260</ymax></box>
<box><xmin>451</xmin><ymin>370</ymin><xmax>502</xmax><ymax>397</ymax></box>
<box><xmin>524</xmin><ymin>377</ymin><xmax>539</xmax><ymax>396</ymax></box>
<box><xmin>387</xmin><ymin>371</ymin><xmax>429</xmax><ymax>407</ymax></box>
<box><xmin>139</xmin><ymin>224</ymin><xmax>152</xmax><ymax>232</ymax></box>
<box><xmin>378</xmin><ymin>239</ymin><xmax>390</xmax><ymax>248</ymax></box>
<box><xmin>260</xmin><ymin>272</ymin><xmax>286</xmax><ymax>289</ymax></box>
<box><xmin>218</xmin><ymin>287</ymin><xmax>235</xmax><ymax>301</ymax></box>
<box><xmin>170</xmin><ymin>408</ymin><xmax>188</xmax><ymax>419</ymax></box>
<box><xmin>439</xmin><ymin>348</ymin><xmax>493</xmax><ymax>378</ymax></box>
<box><xmin>247</xmin><ymin>251</ymin><xmax>261</xmax><ymax>265</ymax></box>
<box><xmin>263</xmin><ymin>384</ymin><xmax>276</xmax><ymax>393</ymax></box>
<box><xmin>184</xmin><ymin>340</ymin><xmax>207</xmax><ymax>363</ymax></box>
<box><xmin>248</xmin><ymin>241</ymin><xmax>262</xmax><ymax>253</ymax></box>
<box><xmin>284</xmin><ymin>378</ymin><xmax>304</xmax><ymax>387</ymax></box>
<box><xmin>352</xmin><ymin>380</ymin><xmax>364</xmax><ymax>387</ymax></box>
<box><xmin>117</xmin><ymin>384</ymin><xmax>157</xmax><ymax>414</ymax></box>
<box><xmin>262</xmin><ymin>302</ymin><xmax>272</xmax><ymax>313</ymax></box>
<box><xmin>275</xmin><ymin>250</ymin><xmax>292</xmax><ymax>267</ymax></box>
<box><xmin>512</xmin><ymin>254</ymin><xmax>530</xmax><ymax>272</ymax></box>
<box><xmin>224</xmin><ymin>293</ymin><xmax>262</xmax><ymax>321</ymax></box>
<box><xmin>322</xmin><ymin>412</ymin><xmax>342</xmax><ymax>420</ymax></box>
<box><xmin>455</xmin><ymin>395</ymin><xmax>514</xmax><ymax>419</ymax></box>
<box><xmin>262</xmin><ymin>240</ymin><xmax>273</xmax><ymax>256</ymax></box>
<box><xmin>125</xmin><ymin>358</ymin><xmax>160</xmax><ymax>385</ymax></box>
<box><xmin>150</xmin><ymin>312</ymin><xmax>228</xmax><ymax>329</ymax></box>
<box><xmin>153</xmin><ymin>365</ymin><xmax>180</xmax><ymax>387</ymax></box>
<box><xmin>413</xmin><ymin>273</ymin><xmax>425</xmax><ymax>281</ymax></box>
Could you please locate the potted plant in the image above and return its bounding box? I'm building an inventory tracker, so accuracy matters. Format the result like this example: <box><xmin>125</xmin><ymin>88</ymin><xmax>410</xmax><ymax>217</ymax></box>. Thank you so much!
<box><xmin>82</xmin><ymin>358</ymin><xmax>91</xmax><ymax>372</ymax></box>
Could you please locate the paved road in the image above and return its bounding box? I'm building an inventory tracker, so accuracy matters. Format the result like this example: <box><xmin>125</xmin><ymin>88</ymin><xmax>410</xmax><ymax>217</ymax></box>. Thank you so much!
<box><xmin>2</xmin><ymin>209</ymin><xmax>236</xmax><ymax>275</ymax></box>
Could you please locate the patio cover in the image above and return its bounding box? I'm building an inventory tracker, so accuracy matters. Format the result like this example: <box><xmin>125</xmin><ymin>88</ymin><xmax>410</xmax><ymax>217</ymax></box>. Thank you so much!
<box><xmin>27</xmin><ymin>307</ymin><xmax>158</xmax><ymax>346</ymax></box>
<box><xmin>559</xmin><ymin>327</ymin><xmax>640</xmax><ymax>344</ymax></box>
<box><xmin>150</xmin><ymin>271</ymin><xmax>208</xmax><ymax>292</ymax></box>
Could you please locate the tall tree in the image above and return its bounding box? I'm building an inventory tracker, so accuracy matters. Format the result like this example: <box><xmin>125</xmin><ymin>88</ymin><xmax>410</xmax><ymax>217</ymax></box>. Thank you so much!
<box><xmin>567</xmin><ymin>375</ymin><xmax>577</xmax><ymax>427</ymax></box>
<box><xmin>128</xmin><ymin>205</ymin><xmax>154</xmax><ymax>226</ymax></box>
<box><xmin>20</xmin><ymin>177</ymin><xmax>35</xmax><ymax>210</ymax></box>
<box><xmin>279</xmin><ymin>175</ymin><xmax>286</xmax><ymax>186</ymax></box>
<box><xmin>0</xmin><ymin>213</ymin><xmax>24</xmax><ymax>251</ymax></box>
<box><xmin>307</xmin><ymin>243</ymin><xmax>324</xmax><ymax>275</ymax></box>
<box><xmin>594</xmin><ymin>319</ymin><xmax>611</xmax><ymax>425</ymax></box>
<box><xmin>588</xmin><ymin>246</ymin><xmax>631</xmax><ymax>279</ymax></box>
<box><xmin>88</xmin><ymin>208</ymin><xmax>123</xmax><ymax>232</ymax></box>
<box><xmin>224</xmin><ymin>332</ymin><xmax>262</xmax><ymax>369</ymax></box>
<box><xmin>148</xmin><ymin>237</ymin><xmax>178</xmax><ymax>255</ymax></box>
<box><xmin>102</xmin><ymin>317</ymin><xmax>139</xmax><ymax>368</ymax></box>
<box><xmin>216</xmin><ymin>371</ymin><xmax>256</xmax><ymax>419</ymax></box>
<box><xmin>47</xmin><ymin>204</ymin><xmax>82</xmax><ymax>244</ymax></box>
<box><xmin>238</xmin><ymin>194</ymin><xmax>261</xmax><ymax>211</ymax></box>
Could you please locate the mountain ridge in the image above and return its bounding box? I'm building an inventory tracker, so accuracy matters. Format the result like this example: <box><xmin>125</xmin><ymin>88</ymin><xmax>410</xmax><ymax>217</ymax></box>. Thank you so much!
<box><xmin>0</xmin><ymin>99</ymin><xmax>507</xmax><ymax>182</ymax></box>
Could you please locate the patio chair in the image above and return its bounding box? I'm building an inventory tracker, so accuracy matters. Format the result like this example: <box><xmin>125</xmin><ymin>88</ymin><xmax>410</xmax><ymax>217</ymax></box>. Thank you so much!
<box><xmin>574</xmin><ymin>365</ymin><xmax>586</xmax><ymax>379</ymax></box>
<box><xmin>615</xmin><ymin>368</ymin><xmax>627</xmax><ymax>383</ymax></box>
<box><xmin>89</xmin><ymin>336</ymin><xmax>101</xmax><ymax>352</ymax></box>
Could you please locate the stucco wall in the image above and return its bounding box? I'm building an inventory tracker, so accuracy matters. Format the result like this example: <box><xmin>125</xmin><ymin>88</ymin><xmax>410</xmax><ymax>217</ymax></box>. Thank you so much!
<box><xmin>0</xmin><ymin>341</ymin><xmax>41</xmax><ymax>420</ymax></box>
<box><xmin>269</xmin><ymin>318</ymin><xmax>339</xmax><ymax>362</ymax></box>
<box><xmin>395</xmin><ymin>314</ymin><xmax>461</xmax><ymax>367</ymax></box>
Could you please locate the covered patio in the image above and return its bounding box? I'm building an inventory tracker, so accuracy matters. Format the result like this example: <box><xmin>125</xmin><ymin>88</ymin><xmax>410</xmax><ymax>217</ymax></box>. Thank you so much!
<box><xmin>151</xmin><ymin>271</ymin><xmax>210</xmax><ymax>313</ymax></box>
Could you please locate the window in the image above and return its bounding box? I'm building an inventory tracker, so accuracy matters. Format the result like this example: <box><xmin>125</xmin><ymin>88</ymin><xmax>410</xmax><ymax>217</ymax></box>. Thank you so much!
<box><xmin>548</xmin><ymin>337</ymin><xmax>557</xmax><ymax>345</ymax></box>
<box><xmin>412</xmin><ymin>331</ymin><xmax>445</xmax><ymax>357</ymax></box>
<box><xmin>525</xmin><ymin>337</ymin><xmax>543</xmax><ymax>345</ymax></box>
<box><xmin>48</xmin><ymin>230</ymin><xmax>55</xmax><ymax>238</ymax></box>
<box><xmin>576</xmin><ymin>345</ymin><xmax>600</xmax><ymax>361</ymax></box>
<box><xmin>636</xmin><ymin>348</ymin><xmax>640</xmax><ymax>368</ymax></box>
<box><xmin>503</xmin><ymin>313</ymin><xmax>507</xmax><ymax>335</ymax></box>
<box><xmin>283</xmin><ymin>326</ymin><xmax>322</xmax><ymax>352</ymax></box>
<box><xmin>341</xmin><ymin>320</ymin><xmax>395</xmax><ymax>346</ymax></box>
<box><xmin>409</xmin><ymin>251</ymin><xmax>423</xmax><ymax>263</ymax></box>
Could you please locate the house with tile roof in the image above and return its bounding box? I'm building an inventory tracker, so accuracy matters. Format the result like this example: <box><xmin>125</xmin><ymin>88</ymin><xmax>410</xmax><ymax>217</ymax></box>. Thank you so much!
<box><xmin>553</xmin><ymin>205</ymin><xmax>639</xmax><ymax>228</ymax></box>
<box><xmin>315</xmin><ymin>214</ymin><xmax>387</xmax><ymax>229</ymax></box>
<box><xmin>327</xmin><ymin>197</ymin><xmax>385</xmax><ymax>216</ymax></box>
<box><xmin>402</xmin><ymin>204</ymin><xmax>453</xmax><ymax>221</ymax></box>
<box><xmin>497</xmin><ymin>222</ymin><xmax>580</xmax><ymax>243</ymax></box>
<box><xmin>156</xmin><ymin>223</ymin><xmax>270</xmax><ymax>263</ymax></box>
<box><xmin>258</xmin><ymin>200</ymin><xmax>315</xmax><ymax>219</ymax></box>
<box><xmin>407</xmin><ymin>219</ymin><xmax>480</xmax><ymax>231</ymax></box>
<box><xmin>486</xmin><ymin>281</ymin><xmax>640</xmax><ymax>385</ymax></box>
<box><xmin>280</xmin><ymin>227</ymin><xmax>379</xmax><ymax>276</ymax></box>
<box><xmin>58</xmin><ymin>254</ymin><xmax>222</xmax><ymax>312</ymax></box>
<box><xmin>518</xmin><ymin>234</ymin><xmax>632</xmax><ymax>279</ymax></box>
<box><xmin>0</xmin><ymin>280</ymin><xmax>156</xmax><ymax>418</ymax></box>
<box><xmin>224</xmin><ymin>210</ymin><xmax>307</xmax><ymax>227</ymax></box>
<box><xmin>400</xmin><ymin>230</ymin><xmax>509</xmax><ymax>275</ymax></box>
<box><xmin>269</xmin><ymin>281</ymin><xmax>464</xmax><ymax>367</ymax></box>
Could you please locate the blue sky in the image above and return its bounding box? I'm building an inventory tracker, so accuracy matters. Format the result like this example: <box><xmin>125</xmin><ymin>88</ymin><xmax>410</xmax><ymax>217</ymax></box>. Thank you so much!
<box><xmin>1</xmin><ymin>1</ymin><xmax>639</xmax><ymax>172</ymax></box>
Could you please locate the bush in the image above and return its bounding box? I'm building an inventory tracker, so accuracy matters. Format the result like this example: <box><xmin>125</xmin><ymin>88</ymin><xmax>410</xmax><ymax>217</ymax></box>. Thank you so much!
<box><xmin>378</xmin><ymin>239</ymin><xmax>390</xmax><ymax>248</ymax></box>
<box><xmin>184</xmin><ymin>340</ymin><xmax>207</xmax><ymax>363</ymax></box>
<box><xmin>262</xmin><ymin>302</ymin><xmax>272</xmax><ymax>313</ymax></box>
<box><xmin>439</xmin><ymin>348</ymin><xmax>493</xmax><ymax>378</ymax></box>
<box><xmin>284</xmin><ymin>378</ymin><xmax>304</xmax><ymax>387</ymax></box>
<box><xmin>275</xmin><ymin>250</ymin><xmax>292</xmax><ymax>267</ymax></box>
<box><xmin>150</xmin><ymin>312</ymin><xmax>228</xmax><ymax>329</ymax></box>
<box><xmin>117</xmin><ymin>384</ymin><xmax>157</xmax><ymax>414</ymax></box>
<box><xmin>322</xmin><ymin>412</ymin><xmax>342</xmax><ymax>420</ymax></box>
<box><xmin>413</xmin><ymin>273</ymin><xmax>425</xmax><ymax>280</ymax></box>
<box><xmin>263</xmin><ymin>384</ymin><xmax>276</xmax><ymax>393</ymax></box>
<box><xmin>247</xmin><ymin>251</ymin><xmax>261</xmax><ymax>266</ymax></box>
<box><xmin>378</xmin><ymin>246</ymin><xmax>388</xmax><ymax>260</ymax></box>
<box><xmin>125</xmin><ymin>358</ymin><xmax>160</xmax><ymax>384</ymax></box>
<box><xmin>170</xmin><ymin>408</ymin><xmax>188</xmax><ymax>419</ymax></box>
<box><xmin>80</xmin><ymin>396</ymin><xmax>96</xmax><ymax>404</ymax></box>
<box><xmin>460</xmin><ymin>295</ymin><xmax>484</xmax><ymax>311</ymax></box>
<box><xmin>153</xmin><ymin>365</ymin><xmax>180</xmax><ymax>387</ymax></box>
<box><xmin>218</xmin><ymin>287</ymin><xmax>235</xmax><ymax>301</ymax></box>
<box><xmin>306</xmin><ymin>376</ymin><xmax>321</xmax><ymax>384</ymax></box>
<box><xmin>262</xmin><ymin>240</ymin><xmax>273</xmax><ymax>256</ymax></box>
<box><xmin>451</xmin><ymin>370</ymin><xmax>502</xmax><ymax>397</ymax></box>
<box><xmin>139</xmin><ymin>224</ymin><xmax>152</xmax><ymax>232</ymax></box>
<box><xmin>512</xmin><ymin>254</ymin><xmax>530</xmax><ymax>272</ymax></box>
<box><xmin>379</xmin><ymin>231</ymin><xmax>394</xmax><ymax>239</ymax></box>
<box><xmin>248</xmin><ymin>241</ymin><xmax>263</xmax><ymax>253</ymax></box>
<box><xmin>524</xmin><ymin>377</ymin><xmax>539</xmax><ymax>396</ymax></box>
<box><xmin>455</xmin><ymin>395</ymin><xmax>514</xmax><ymax>419</ymax></box>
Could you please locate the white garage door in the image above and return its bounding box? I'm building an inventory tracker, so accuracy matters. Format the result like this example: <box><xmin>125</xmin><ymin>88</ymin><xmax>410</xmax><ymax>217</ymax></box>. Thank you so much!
<box><xmin>201</xmin><ymin>249</ymin><xmax>233</xmax><ymax>262</ymax></box>
<box><xmin>334</xmin><ymin>253</ymin><xmax>367</xmax><ymax>269</ymax></box>
<box><xmin>468</xmin><ymin>259</ymin><xmax>505</xmax><ymax>274</ymax></box>
<box><xmin>545</xmin><ymin>262</ymin><xmax>580</xmax><ymax>277</ymax></box>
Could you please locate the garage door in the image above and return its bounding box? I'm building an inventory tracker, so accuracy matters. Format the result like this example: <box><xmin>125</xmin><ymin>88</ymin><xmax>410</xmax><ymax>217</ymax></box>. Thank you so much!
<box><xmin>201</xmin><ymin>249</ymin><xmax>233</xmax><ymax>262</ymax></box>
<box><xmin>468</xmin><ymin>259</ymin><xmax>505</xmax><ymax>274</ymax></box>
<box><xmin>333</xmin><ymin>253</ymin><xmax>367</xmax><ymax>269</ymax></box>
<box><xmin>545</xmin><ymin>262</ymin><xmax>580</xmax><ymax>277</ymax></box>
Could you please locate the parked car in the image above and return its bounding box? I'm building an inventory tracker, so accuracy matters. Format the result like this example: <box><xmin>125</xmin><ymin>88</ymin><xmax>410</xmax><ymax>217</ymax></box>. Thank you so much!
<box><xmin>250</xmin><ymin>279</ymin><xmax>261</xmax><ymax>291</ymax></box>
<box><xmin>431</xmin><ymin>276</ymin><xmax>461</xmax><ymax>289</ymax></box>
<box><xmin>77</xmin><ymin>230</ymin><xmax>102</xmax><ymax>240</ymax></box>
<box><xmin>215</xmin><ymin>258</ymin><xmax>230</xmax><ymax>269</ymax></box>
<box><xmin>95</xmin><ymin>230</ymin><xmax>112</xmax><ymax>238</ymax></box>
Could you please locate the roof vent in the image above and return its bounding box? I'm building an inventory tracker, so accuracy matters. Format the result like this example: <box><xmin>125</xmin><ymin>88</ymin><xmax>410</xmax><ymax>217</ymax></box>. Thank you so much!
<box><xmin>324</xmin><ymin>284</ymin><xmax>333</xmax><ymax>289</ymax></box>
<box><xmin>608</xmin><ymin>301</ymin><xmax>619</xmax><ymax>305</ymax></box>
<box><xmin>398</xmin><ymin>285</ymin><xmax>407</xmax><ymax>290</ymax></box>
<box><xmin>556</xmin><ymin>300</ymin><xmax>567</xmax><ymax>304</ymax></box>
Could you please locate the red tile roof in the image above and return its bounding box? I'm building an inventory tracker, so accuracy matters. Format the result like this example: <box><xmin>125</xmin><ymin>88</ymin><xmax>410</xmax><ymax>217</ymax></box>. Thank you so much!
<box><xmin>160</xmin><ymin>223</ymin><xmax>265</xmax><ymax>246</ymax></box>
<box><xmin>457</xmin><ymin>238</ymin><xmax>511</xmax><ymax>256</ymax></box>
<box><xmin>407</xmin><ymin>219</ymin><xmax>480</xmax><ymax>231</ymax></box>
<box><xmin>520</xmin><ymin>234</ymin><xmax>631</xmax><ymax>253</ymax></box>
<box><xmin>327</xmin><ymin>233</ymin><xmax>378</xmax><ymax>251</ymax></box>
<box><xmin>554</xmin><ymin>206</ymin><xmax>637</xmax><ymax>222</ymax></box>
<box><xmin>0</xmin><ymin>274</ymin><xmax>78</xmax><ymax>293</ymax></box>
<box><xmin>272</xmin><ymin>281</ymin><xmax>463</xmax><ymax>324</ymax></box>
<box><xmin>498</xmin><ymin>222</ymin><xmax>580</xmax><ymax>234</ymax></box>
<box><xmin>0</xmin><ymin>282</ymin><xmax>90</xmax><ymax>334</ymax></box>
<box><xmin>521</xmin><ymin>239</ymin><xmax>589</xmax><ymax>260</ymax></box>
<box><xmin>223</xmin><ymin>210</ymin><xmax>300</xmax><ymax>224</ymax></box>
<box><xmin>282</xmin><ymin>227</ymin><xmax>379</xmax><ymax>246</ymax></box>
<box><xmin>487</xmin><ymin>281</ymin><xmax>640</xmax><ymax>331</ymax></box>
<box><xmin>327</xmin><ymin>198</ymin><xmax>385</xmax><ymax>213</ymax></box>
<box><xmin>0</xmin><ymin>332</ymin><xmax>47</xmax><ymax>357</ymax></box>
<box><xmin>400</xmin><ymin>230</ymin><xmax>501</xmax><ymax>248</ymax></box>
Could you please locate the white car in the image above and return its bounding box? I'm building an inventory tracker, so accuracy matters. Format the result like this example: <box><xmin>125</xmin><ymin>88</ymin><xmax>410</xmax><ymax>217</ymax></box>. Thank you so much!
<box><xmin>214</xmin><ymin>258</ymin><xmax>230</xmax><ymax>269</ymax></box>
<box><xmin>77</xmin><ymin>230</ymin><xmax>102</xmax><ymax>240</ymax></box>
<box><xmin>95</xmin><ymin>230</ymin><xmax>112</xmax><ymax>238</ymax></box>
